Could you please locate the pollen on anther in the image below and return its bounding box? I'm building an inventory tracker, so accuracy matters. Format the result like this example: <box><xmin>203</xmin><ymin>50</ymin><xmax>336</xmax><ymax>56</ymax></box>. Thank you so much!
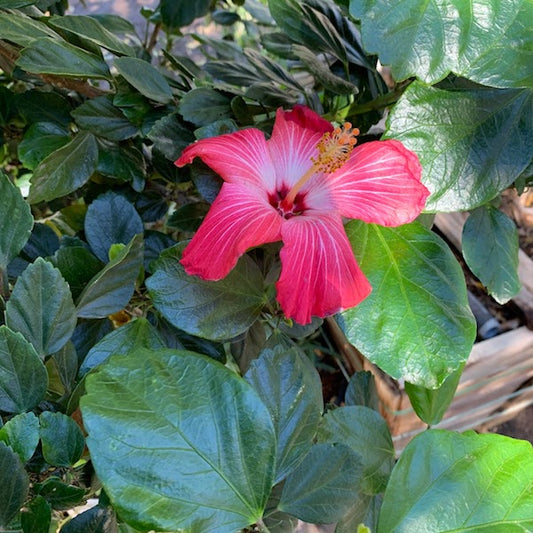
<box><xmin>312</xmin><ymin>122</ymin><xmax>360</xmax><ymax>173</ymax></box>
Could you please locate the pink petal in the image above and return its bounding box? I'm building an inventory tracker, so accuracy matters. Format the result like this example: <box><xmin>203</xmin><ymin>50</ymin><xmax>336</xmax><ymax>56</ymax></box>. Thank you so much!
<box><xmin>181</xmin><ymin>183</ymin><xmax>282</xmax><ymax>280</ymax></box>
<box><xmin>283</xmin><ymin>105</ymin><xmax>333</xmax><ymax>134</ymax></box>
<box><xmin>276</xmin><ymin>212</ymin><xmax>371</xmax><ymax>325</ymax></box>
<box><xmin>175</xmin><ymin>128</ymin><xmax>277</xmax><ymax>190</ymax></box>
<box><xmin>327</xmin><ymin>140</ymin><xmax>430</xmax><ymax>226</ymax></box>
<box><xmin>268</xmin><ymin>108</ymin><xmax>327</xmax><ymax>191</ymax></box>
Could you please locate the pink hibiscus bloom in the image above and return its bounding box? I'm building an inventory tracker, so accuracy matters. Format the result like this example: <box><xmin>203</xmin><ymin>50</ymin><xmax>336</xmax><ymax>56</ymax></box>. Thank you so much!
<box><xmin>175</xmin><ymin>106</ymin><xmax>429</xmax><ymax>325</ymax></box>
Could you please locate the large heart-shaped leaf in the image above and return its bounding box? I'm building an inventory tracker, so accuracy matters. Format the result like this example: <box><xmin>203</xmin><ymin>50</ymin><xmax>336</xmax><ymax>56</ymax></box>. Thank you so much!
<box><xmin>379</xmin><ymin>430</ymin><xmax>533</xmax><ymax>532</ymax></box>
<box><xmin>245</xmin><ymin>334</ymin><xmax>324</xmax><ymax>483</ymax></box>
<box><xmin>385</xmin><ymin>82</ymin><xmax>532</xmax><ymax>212</ymax></box>
<box><xmin>6</xmin><ymin>258</ymin><xmax>77</xmax><ymax>358</ymax></box>
<box><xmin>343</xmin><ymin>221</ymin><xmax>476</xmax><ymax>388</ymax></box>
<box><xmin>350</xmin><ymin>0</ymin><xmax>532</xmax><ymax>88</ymax></box>
<box><xmin>147</xmin><ymin>247</ymin><xmax>266</xmax><ymax>341</ymax></box>
<box><xmin>81</xmin><ymin>348</ymin><xmax>276</xmax><ymax>532</ymax></box>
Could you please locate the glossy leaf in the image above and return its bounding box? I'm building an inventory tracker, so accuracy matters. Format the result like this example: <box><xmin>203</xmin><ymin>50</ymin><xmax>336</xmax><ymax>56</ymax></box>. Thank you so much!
<box><xmin>147</xmin><ymin>247</ymin><xmax>266</xmax><ymax>341</ymax></box>
<box><xmin>0</xmin><ymin>172</ymin><xmax>33</xmax><ymax>269</ymax></box>
<box><xmin>47</xmin><ymin>342</ymin><xmax>78</xmax><ymax>398</ymax></box>
<box><xmin>114</xmin><ymin>57</ymin><xmax>173</xmax><ymax>104</ymax></box>
<box><xmin>0</xmin><ymin>442</ymin><xmax>29</xmax><ymax>528</ymax></box>
<box><xmin>48</xmin><ymin>15</ymin><xmax>135</xmax><ymax>56</ymax></box>
<box><xmin>179</xmin><ymin>88</ymin><xmax>233</xmax><ymax>127</ymax></box>
<box><xmin>15</xmin><ymin>91</ymin><xmax>72</xmax><ymax>127</ymax></box>
<box><xmin>318</xmin><ymin>406</ymin><xmax>394</xmax><ymax>494</ymax></box>
<box><xmin>16</xmin><ymin>38</ymin><xmax>110</xmax><ymax>79</ymax></box>
<box><xmin>81</xmin><ymin>348</ymin><xmax>276</xmax><ymax>531</ymax></box>
<box><xmin>462</xmin><ymin>206</ymin><xmax>521</xmax><ymax>304</ymax></box>
<box><xmin>385</xmin><ymin>82</ymin><xmax>532</xmax><ymax>212</ymax></box>
<box><xmin>76</xmin><ymin>234</ymin><xmax>144</xmax><ymax>319</ymax></box>
<box><xmin>79</xmin><ymin>318</ymin><xmax>165</xmax><ymax>377</ymax></box>
<box><xmin>245</xmin><ymin>334</ymin><xmax>324</xmax><ymax>483</ymax></box>
<box><xmin>6</xmin><ymin>258</ymin><xmax>77</xmax><ymax>358</ymax></box>
<box><xmin>34</xmin><ymin>477</ymin><xmax>85</xmax><ymax>510</ymax></box>
<box><xmin>28</xmin><ymin>131</ymin><xmax>98</xmax><ymax>204</ymax></box>
<box><xmin>21</xmin><ymin>496</ymin><xmax>51</xmax><ymax>533</ymax></box>
<box><xmin>405</xmin><ymin>364</ymin><xmax>464</xmax><ymax>426</ymax></box>
<box><xmin>345</xmin><ymin>371</ymin><xmax>379</xmax><ymax>411</ymax></box>
<box><xmin>60</xmin><ymin>504</ymin><xmax>117</xmax><ymax>533</ymax></box>
<box><xmin>278</xmin><ymin>442</ymin><xmax>363</xmax><ymax>523</ymax></box>
<box><xmin>159</xmin><ymin>0</ymin><xmax>211</xmax><ymax>29</ymax></box>
<box><xmin>350</xmin><ymin>0</ymin><xmax>532</xmax><ymax>88</ymax></box>
<box><xmin>0</xmin><ymin>326</ymin><xmax>48</xmax><ymax>413</ymax></box>
<box><xmin>17</xmin><ymin>122</ymin><xmax>71</xmax><ymax>170</ymax></box>
<box><xmin>379</xmin><ymin>430</ymin><xmax>533</xmax><ymax>532</ymax></box>
<box><xmin>0</xmin><ymin>13</ymin><xmax>59</xmax><ymax>47</ymax></box>
<box><xmin>0</xmin><ymin>412</ymin><xmax>40</xmax><ymax>464</ymax></box>
<box><xmin>343</xmin><ymin>221</ymin><xmax>476</xmax><ymax>388</ymax></box>
<box><xmin>147</xmin><ymin>113</ymin><xmax>195</xmax><ymax>161</ymax></box>
<box><xmin>39</xmin><ymin>412</ymin><xmax>85</xmax><ymax>467</ymax></box>
<box><xmin>85</xmin><ymin>192</ymin><xmax>144</xmax><ymax>263</ymax></box>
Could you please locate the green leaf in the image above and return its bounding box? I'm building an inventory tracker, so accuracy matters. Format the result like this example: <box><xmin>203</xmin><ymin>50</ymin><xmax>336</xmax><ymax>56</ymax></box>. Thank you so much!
<box><xmin>16</xmin><ymin>91</ymin><xmax>72</xmax><ymax>127</ymax></box>
<box><xmin>0</xmin><ymin>442</ymin><xmax>29</xmax><ymax>528</ymax></box>
<box><xmin>343</xmin><ymin>221</ymin><xmax>476</xmax><ymax>388</ymax></box>
<box><xmin>159</xmin><ymin>0</ymin><xmax>211</xmax><ymax>29</ymax></box>
<box><xmin>84</xmin><ymin>192</ymin><xmax>144</xmax><ymax>263</ymax></box>
<box><xmin>28</xmin><ymin>131</ymin><xmax>98</xmax><ymax>204</ymax></box>
<box><xmin>278</xmin><ymin>442</ymin><xmax>363</xmax><ymax>523</ymax></box>
<box><xmin>48</xmin><ymin>15</ymin><xmax>135</xmax><ymax>56</ymax></box>
<box><xmin>0</xmin><ymin>326</ymin><xmax>48</xmax><ymax>413</ymax></box>
<box><xmin>76</xmin><ymin>234</ymin><xmax>144</xmax><ymax>319</ymax></box>
<box><xmin>6</xmin><ymin>258</ymin><xmax>77</xmax><ymax>358</ymax></box>
<box><xmin>245</xmin><ymin>334</ymin><xmax>324</xmax><ymax>483</ymax></box>
<box><xmin>147</xmin><ymin>247</ymin><xmax>266</xmax><ymax>341</ymax></box>
<box><xmin>60</xmin><ymin>504</ymin><xmax>117</xmax><ymax>533</ymax></box>
<box><xmin>167</xmin><ymin>202</ymin><xmax>210</xmax><ymax>232</ymax></box>
<box><xmin>404</xmin><ymin>364</ymin><xmax>464</xmax><ymax>426</ymax></box>
<box><xmin>385</xmin><ymin>82</ymin><xmax>533</xmax><ymax>212</ymax></box>
<box><xmin>0</xmin><ymin>0</ymin><xmax>37</xmax><ymax>7</ymax></box>
<box><xmin>0</xmin><ymin>412</ymin><xmax>40</xmax><ymax>464</ymax></box>
<box><xmin>0</xmin><ymin>172</ymin><xmax>33</xmax><ymax>269</ymax></box>
<box><xmin>18</xmin><ymin>122</ymin><xmax>71</xmax><ymax>170</ymax></box>
<box><xmin>16</xmin><ymin>38</ymin><xmax>110</xmax><ymax>79</ymax></box>
<box><xmin>345</xmin><ymin>371</ymin><xmax>379</xmax><ymax>411</ymax></box>
<box><xmin>318</xmin><ymin>406</ymin><xmax>394</xmax><ymax>494</ymax></box>
<box><xmin>79</xmin><ymin>318</ymin><xmax>165</xmax><ymax>377</ymax></box>
<box><xmin>0</xmin><ymin>12</ymin><xmax>59</xmax><ymax>47</ymax></box>
<box><xmin>34</xmin><ymin>477</ymin><xmax>85</xmax><ymax>510</ymax></box>
<box><xmin>81</xmin><ymin>348</ymin><xmax>276</xmax><ymax>532</ymax></box>
<box><xmin>39</xmin><ymin>412</ymin><xmax>85</xmax><ymax>467</ymax></box>
<box><xmin>71</xmin><ymin>96</ymin><xmax>138</xmax><ymax>141</ymax></box>
<box><xmin>350</xmin><ymin>0</ymin><xmax>533</xmax><ymax>88</ymax></box>
<box><xmin>462</xmin><ymin>206</ymin><xmax>521</xmax><ymax>304</ymax></box>
<box><xmin>379</xmin><ymin>430</ymin><xmax>533</xmax><ymax>532</ymax></box>
<box><xmin>179</xmin><ymin>88</ymin><xmax>233</xmax><ymax>127</ymax></box>
<box><xmin>147</xmin><ymin>113</ymin><xmax>195</xmax><ymax>161</ymax></box>
<box><xmin>21</xmin><ymin>496</ymin><xmax>51</xmax><ymax>533</ymax></box>
<box><xmin>47</xmin><ymin>342</ymin><xmax>78</xmax><ymax>399</ymax></box>
<box><xmin>114</xmin><ymin>57</ymin><xmax>173</xmax><ymax>104</ymax></box>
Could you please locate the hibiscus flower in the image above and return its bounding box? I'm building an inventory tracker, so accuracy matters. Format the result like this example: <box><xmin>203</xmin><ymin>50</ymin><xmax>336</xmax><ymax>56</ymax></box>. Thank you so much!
<box><xmin>175</xmin><ymin>105</ymin><xmax>429</xmax><ymax>325</ymax></box>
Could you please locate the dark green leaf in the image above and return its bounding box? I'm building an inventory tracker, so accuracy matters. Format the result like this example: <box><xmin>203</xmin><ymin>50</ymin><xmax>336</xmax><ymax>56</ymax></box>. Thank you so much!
<box><xmin>0</xmin><ymin>12</ymin><xmax>59</xmax><ymax>46</ymax></box>
<box><xmin>16</xmin><ymin>38</ymin><xmax>110</xmax><ymax>79</ymax></box>
<box><xmin>15</xmin><ymin>91</ymin><xmax>72</xmax><ymax>127</ymax></box>
<box><xmin>230</xmin><ymin>319</ymin><xmax>267</xmax><ymax>373</ymax></box>
<box><xmin>404</xmin><ymin>364</ymin><xmax>464</xmax><ymax>426</ymax></box>
<box><xmin>379</xmin><ymin>430</ymin><xmax>533</xmax><ymax>532</ymax></box>
<box><xmin>85</xmin><ymin>192</ymin><xmax>144</xmax><ymax>263</ymax></box>
<box><xmin>21</xmin><ymin>496</ymin><xmax>51</xmax><ymax>533</ymax></box>
<box><xmin>39</xmin><ymin>411</ymin><xmax>84</xmax><ymax>467</ymax></box>
<box><xmin>345</xmin><ymin>371</ymin><xmax>379</xmax><ymax>411</ymax></box>
<box><xmin>79</xmin><ymin>318</ymin><xmax>165</xmax><ymax>377</ymax></box>
<box><xmin>278</xmin><ymin>442</ymin><xmax>363</xmax><ymax>523</ymax></box>
<box><xmin>179</xmin><ymin>88</ymin><xmax>233</xmax><ymax>127</ymax></box>
<box><xmin>336</xmin><ymin>493</ymin><xmax>382</xmax><ymax>533</ymax></box>
<box><xmin>89</xmin><ymin>14</ymin><xmax>136</xmax><ymax>34</ymax></box>
<box><xmin>76</xmin><ymin>234</ymin><xmax>144</xmax><ymax>318</ymax></box>
<box><xmin>343</xmin><ymin>221</ymin><xmax>476</xmax><ymax>388</ymax></box>
<box><xmin>47</xmin><ymin>342</ymin><xmax>78</xmax><ymax>398</ymax></box>
<box><xmin>34</xmin><ymin>477</ymin><xmax>85</xmax><ymax>510</ymax></box>
<box><xmin>81</xmin><ymin>348</ymin><xmax>276</xmax><ymax>531</ymax></box>
<box><xmin>28</xmin><ymin>132</ymin><xmax>98</xmax><ymax>204</ymax></box>
<box><xmin>462</xmin><ymin>206</ymin><xmax>521</xmax><ymax>304</ymax></box>
<box><xmin>71</xmin><ymin>319</ymin><xmax>113</xmax><ymax>362</ymax></box>
<box><xmin>194</xmin><ymin>119</ymin><xmax>239</xmax><ymax>140</ymax></box>
<box><xmin>114</xmin><ymin>57</ymin><xmax>173</xmax><ymax>104</ymax></box>
<box><xmin>144</xmin><ymin>230</ymin><xmax>176</xmax><ymax>272</ymax></box>
<box><xmin>385</xmin><ymin>83</ymin><xmax>532</xmax><ymax>211</ymax></box>
<box><xmin>0</xmin><ymin>0</ymin><xmax>38</xmax><ymax>7</ymax></box>
<box><xmin>212</xmin><ymin>10</ymin><xmax>241</xmax><ymax>25</ymax></box>
<box><xmin>71</xmin><ymin>96</ymin><xmax>138</xmax><ymax>141</ymax></box>
<box><xmin>0</xmin><ymin>326</ymin><xmax>48</xmax><ymax>413</ymax></box>
<box><xmin>245</xmin><ymin>334</ymin><xmax>324</xmax><ymax>483</ymax></box>
<box><xmin>159</xmin><ymin>0</ymin><xmax>211</xmax><ymax>29</ymax></box>
<box><xmin>6</xmin><ymin>258</ymin><xmax>76</xmax><ymax>358</ymax></box>
<box><xmin>96</xmin><ymin>141</ymin><xmax>146</xmax><ymax>189</ymax></box>
<box><xmin>0</xmin><ymin>172</ymin><xmax>33</xmax><ymax>270</ymax></box>
<box><xmin>60</xmin><ymin>504</ymin><xmax>117</xmax><ymax>533</ymax></box>
<box><xmin>49</xmin><ymin>15</ymin><xmax>135</xmax><ymax>56</ymax></box>
<box><xmin>147</xmin><ymin>247</ymin><xmax>266</xmax><ymax>341</ymax></box>
<box><xmin>18</xmin><ymin>122</ymin><xmax>71</xmax><ymax>170</ymax></box>
<box><xmin>0</xmin><ymin>412</ymin><xmax>40</xmax><ymax>464</ymax></box>
<box><xmin>167</xmin><ymin>202</ymin><xmax>210</xmax><ymax>232</ymax></box>
<box><xmin>350</xmin><ymin>0</ymin><xmax>533</xmax><ymax>88</ymax></box>
<box><xmin>0</xmin><ymin>442</ymin><xmax>29</xmax><ymax>528</ymax></box>
<box><xmin>318</xmin><ymin>406</ymin><xmax>394</xmax><ymax>494</ymax></box>
<box><xmin>147</xmin><ymin>113</ymin><xmax>194</xmax><ymax>161</ymax></box>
